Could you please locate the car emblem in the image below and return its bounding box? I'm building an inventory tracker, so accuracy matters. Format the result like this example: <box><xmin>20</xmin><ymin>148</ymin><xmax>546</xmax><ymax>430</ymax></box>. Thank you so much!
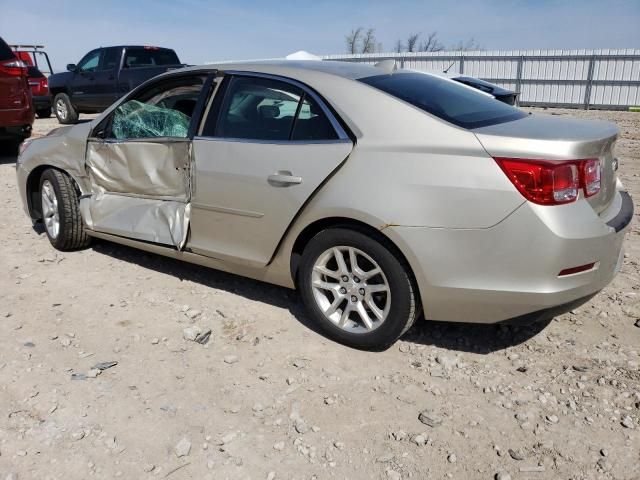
<box><xmin>612</xmin><ymin>157</ymin><xmax>619</xmax><ymax>172</ymax></box>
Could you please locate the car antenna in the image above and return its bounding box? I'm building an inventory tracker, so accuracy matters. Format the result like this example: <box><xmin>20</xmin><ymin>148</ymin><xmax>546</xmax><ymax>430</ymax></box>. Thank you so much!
<box><xmin>443</xmin><ymin>61</ymin><xmax>456</xmax><ymax>74</ymax></box>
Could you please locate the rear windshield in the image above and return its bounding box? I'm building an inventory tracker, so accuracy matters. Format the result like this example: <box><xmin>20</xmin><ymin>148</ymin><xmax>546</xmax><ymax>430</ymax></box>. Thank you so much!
<box><xmin>0</xmin><ymin>37</ymin><xmax>16</xmax><ymax>62</ymax></box>
<box><xmin>123</xmin><ymin>48</ymin><xmax>180</xmax><ymax>68</ymax></box>
<box><xmin>359</xmin><ymin>72</ymin><xmax>526</xmax><ymax>129</ymax></box>
<box><xmin>27</xmin><ymin>66</ymin><xmax>44</xmax><ymax>77</ymax></box>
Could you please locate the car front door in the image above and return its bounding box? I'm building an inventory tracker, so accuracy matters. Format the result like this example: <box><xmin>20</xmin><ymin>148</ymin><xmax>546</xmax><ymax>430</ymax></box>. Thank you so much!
<box><xmin>189</xmin><ymin>73</ymin><xmax>353</xmax><ymax>267</ymax></box>
<box><xmin>70</xmin><ymin>49</ymin><xmax>102</xmax><ymax>109</ymax></box>
<box><xmin>80</xmin><ymin>72</ymin><xmax>212</xmax><ymax>247</ymax></box>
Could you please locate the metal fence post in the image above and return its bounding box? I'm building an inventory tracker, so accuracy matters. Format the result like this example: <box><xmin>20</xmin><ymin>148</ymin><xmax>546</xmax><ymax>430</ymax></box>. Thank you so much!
<box><xmin>459</xmin><ymin>54</ymin><xmax>465</xmax><ymax>74</ymax></box>
<box><xmin>584</xmin><ymin>55</ymin><xmax>595</xmax><ymax>110</ymax></box>
<box><xmin>515</xmin><ymin>56</ymin><xmax>524</xmax><ymax>94</ymax></box>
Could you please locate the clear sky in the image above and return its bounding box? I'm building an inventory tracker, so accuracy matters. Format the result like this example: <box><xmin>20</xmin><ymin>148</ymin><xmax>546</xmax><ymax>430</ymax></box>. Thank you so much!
<box><xmin>2</xmin><ymin>0</ymin><xmax>639</xmax><ymax>70</ymax></box>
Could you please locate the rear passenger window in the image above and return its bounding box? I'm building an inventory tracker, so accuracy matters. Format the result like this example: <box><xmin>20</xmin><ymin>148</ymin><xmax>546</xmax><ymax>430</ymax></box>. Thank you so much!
<box><xmin>204</xmin><ymin>76</ymin><xmax>338</xmax><ymax>142</ymax></box>
<box><xmin>291</xmin><ymin>95</ymin><xmax>338</xmax><ymax>141</ymax></box>
<box><xmin>99</xmin><ymin>48</ymin><xmax>121</xmax><ymax>71</ymax></box>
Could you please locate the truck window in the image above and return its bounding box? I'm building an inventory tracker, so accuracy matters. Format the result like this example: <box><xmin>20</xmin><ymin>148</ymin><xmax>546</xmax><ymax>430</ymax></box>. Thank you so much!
<box><xmin>77</xmin><ymin>50</ymin><xmax>101</xmax><ymax>73</ymax></box>
<box><xmin>99</xmin><ymin>48</ymin><xmax>121</xmax><ymax>71</ymax></box>
<box><xmin>123</xmin><ymin>48</ymin><xmax>180</xmax><ymax>68</ymax></box>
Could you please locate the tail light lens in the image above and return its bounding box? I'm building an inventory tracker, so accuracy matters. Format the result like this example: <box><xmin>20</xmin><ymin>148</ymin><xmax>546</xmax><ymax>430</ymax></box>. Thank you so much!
<box><xmin>495</xmin><ymin>157</ymin><xmax>601</xmax><ymax>205</ymax></box>
<box><xmin>0</xmin><ymin>59</ymin><xmax>28</xmax><ymax>76</ymax></box>
<box><xmin>582</xmin><ymin>158</ymin><xmax>601</xmax><ymax>197</ymax></box>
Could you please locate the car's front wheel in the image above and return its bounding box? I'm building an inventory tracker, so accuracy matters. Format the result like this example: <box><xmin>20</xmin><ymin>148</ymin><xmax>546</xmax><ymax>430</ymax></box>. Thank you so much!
<box><xmin>299</xmin><ymin>228</ymin><xmax>418</xmax><ymax>349</ymax></box>
<box><xmin>53</xmin><ymin>93</ymin><xmax>78</xmax><ymax>124</ymax></box>
<box><xmin>39</xmin><ymin>169</ymin><xmax>91</xmax><ymax>250</ymax></box>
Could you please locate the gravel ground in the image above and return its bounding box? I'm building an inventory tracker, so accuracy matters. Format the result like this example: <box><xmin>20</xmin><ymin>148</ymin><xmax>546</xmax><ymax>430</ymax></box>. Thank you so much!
<box><xmin>0</xmin><ymin>109</ymin><xmax>639</xmax><ymax>480</ymax></box>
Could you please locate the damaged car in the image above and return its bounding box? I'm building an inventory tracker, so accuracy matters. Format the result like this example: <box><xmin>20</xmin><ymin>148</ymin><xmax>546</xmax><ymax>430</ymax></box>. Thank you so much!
<box><xmin>16</xmin><ymin>61</ymin><xmax>633</xmax><ymax>349</ymax></box>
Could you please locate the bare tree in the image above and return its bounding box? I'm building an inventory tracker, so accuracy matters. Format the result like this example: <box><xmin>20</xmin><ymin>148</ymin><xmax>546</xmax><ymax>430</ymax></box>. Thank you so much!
<box><xmin>453</xmin><ymin>37</ymin><xmax>482</xmax><ymax>52</ymax></box>
<box><xmin>345</xmin><ymin>27</ymin><xmax>363</xmax><ymax>54</ymax></box>
<box><xmin>361</xmin><ymin>28</ymin><xmax>377</xmax><ymax>54</ymax></box>
<box><xmin>419</xmin><ymin>31</ymin><xmax>444</xmax><ymax>52</ymax></box>
<box><xmin>394</xmin><ymin>39</ymin><xmax>404</xmax><ymax>53</ymax></box>
<box><xmin>406</xmin><ymin>33</ymin><xmax>420</xmax><ymax>53</ymax></box>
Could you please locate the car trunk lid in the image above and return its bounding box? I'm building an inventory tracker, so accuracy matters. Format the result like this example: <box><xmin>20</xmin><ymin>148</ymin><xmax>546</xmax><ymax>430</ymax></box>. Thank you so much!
<box><xmin>473</xmin><ymin>113</ymin><xmax>619</xmax><ymax>214</ymax></box>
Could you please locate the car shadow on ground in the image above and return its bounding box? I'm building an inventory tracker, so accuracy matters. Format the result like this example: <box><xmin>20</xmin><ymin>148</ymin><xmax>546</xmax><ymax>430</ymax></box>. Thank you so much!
<box><xmin>76</xmin><ymin>239</ymin><xmax>551</xmax><ymax>354</ymax></box>
<box><xmin>0</xmin><ymin>151</ymin><xmax>17</xmax><ymax>165</ymax></box>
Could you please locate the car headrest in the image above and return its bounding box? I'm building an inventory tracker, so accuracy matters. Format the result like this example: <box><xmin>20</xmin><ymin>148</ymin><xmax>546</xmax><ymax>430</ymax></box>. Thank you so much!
<box><xmin>258</xmin><ymin>105</ymin><xmax>280</xmax><ymax>119</ymax></box>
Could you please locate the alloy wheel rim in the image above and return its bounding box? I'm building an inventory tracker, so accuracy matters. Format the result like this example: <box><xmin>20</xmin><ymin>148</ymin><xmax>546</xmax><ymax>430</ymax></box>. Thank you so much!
<box><xmin>41</xmin><ymin>180</ymin><xmax>60</xmax><ymax>239</ymax></box>
<box><xmin>56</xmin><ymin>99</ymin><xmax>67</xmax><ymax>120</ymax></box>
<box><xmin>311</xmin><ymin>246</ymin><xmax>391</xmax><ymax>333</ymax></box>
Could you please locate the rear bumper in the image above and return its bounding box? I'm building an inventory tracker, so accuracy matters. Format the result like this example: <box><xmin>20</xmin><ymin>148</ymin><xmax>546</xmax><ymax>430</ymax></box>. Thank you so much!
<box><xmin>0</xmin><ymin>106</ymin><xmax>35</xmax><ymax>140</ymax></box>
<box><xmin>33</xmin><ymin>95</ymin><xmax>51</xmax><ymax>110</ymax></box>
<box><xmin>392</xmin><ymin>189</ymin><xmax>633</xmax><ymax>323</ymax></box>
<box><xmin>0</xmin><ymin>123</ymin><xmax>32</xmax><ymax>140</ymax></box>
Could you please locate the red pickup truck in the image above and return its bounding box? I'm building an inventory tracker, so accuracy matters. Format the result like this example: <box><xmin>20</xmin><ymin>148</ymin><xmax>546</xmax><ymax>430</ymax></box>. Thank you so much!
<box><xmin>0</xmin><ymin>36</ymin><xmax>34</xmax><ymax>154</ymax></box>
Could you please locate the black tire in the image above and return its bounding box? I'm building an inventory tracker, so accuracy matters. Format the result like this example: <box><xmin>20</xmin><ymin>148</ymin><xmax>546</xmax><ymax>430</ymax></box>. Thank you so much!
<box><xmin>53</xmin><ymin>93</ymin><xmax>78</xmax><ymax>124</ymax></box>
<box><xmin>39</xmin><ymin>169</ymin><xmax>91</xmax><ymax>250</ymax></box>
<box><xmin>298</xmin><ymin>228</ymin><xmax>418</xmax><ymax>349</ymax></box>
<box><xmin>37</xmin><ymin>107</ymin><xmax>52</xmax><ymax>119</ymax></box>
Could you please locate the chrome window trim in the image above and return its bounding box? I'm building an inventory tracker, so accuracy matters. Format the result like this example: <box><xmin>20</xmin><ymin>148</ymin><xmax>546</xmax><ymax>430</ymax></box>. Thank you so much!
<box><xmin>193</xmin><ymin>136</ymin><xmax>351</xmax><ymax>146</ymax></box>
<box><xmin>198</xmin><ymin>70</ymin><xmax>351</xmax><ymax>142</ymax></box>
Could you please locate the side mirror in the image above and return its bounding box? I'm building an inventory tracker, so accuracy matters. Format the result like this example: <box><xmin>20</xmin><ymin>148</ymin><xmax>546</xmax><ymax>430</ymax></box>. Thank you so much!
<box><xmin>67</xmin><ymin>64</ymin><xmax>77</xmax><ymax>72</ymax></box>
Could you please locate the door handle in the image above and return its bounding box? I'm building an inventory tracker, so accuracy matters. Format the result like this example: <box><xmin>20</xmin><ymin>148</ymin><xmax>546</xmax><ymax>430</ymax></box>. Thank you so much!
<box><xmin>268</xmin><ymin>171</ymin><xmax>302</xmax><ymax>187</ymax></box>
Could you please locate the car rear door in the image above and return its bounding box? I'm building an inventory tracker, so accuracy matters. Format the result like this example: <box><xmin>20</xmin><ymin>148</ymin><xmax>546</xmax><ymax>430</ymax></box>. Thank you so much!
<box><xmin>80</xmin><ymin>72</ymin><xmax>213</xmax><ymax>247</ymax></box>
<box><xmin>189</xmin><ymin>73</ymin><xmax>353</xmax><ymax>267</ymax></box>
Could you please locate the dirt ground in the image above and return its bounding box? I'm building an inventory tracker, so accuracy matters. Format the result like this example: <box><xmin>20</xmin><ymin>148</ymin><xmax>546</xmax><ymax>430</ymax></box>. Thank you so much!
<box><xmin>0</xmin><ymin>109</ymin><xmax>638</xmax><ymax>480</ymax></box>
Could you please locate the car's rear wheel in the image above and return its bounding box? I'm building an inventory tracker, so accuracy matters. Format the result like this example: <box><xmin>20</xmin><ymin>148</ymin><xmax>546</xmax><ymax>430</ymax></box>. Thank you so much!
<box><xmin>37</xmin><ymin>107</ymin><xmax>52</xmax><ymax>119</ymax></box>
<box><xmin>53</xmin><ymin>93</ymin><xmax>78</xmax><ymax>124</ymax></box>
<box><xmin>39</xmin><ymin>169</ymin><xmax>91</xmax><ymax>250</ymax></box>
<box><xmin>299</xmin><ymin>228</ymin><xmax>417</xmax><ymax>349</ymax></box>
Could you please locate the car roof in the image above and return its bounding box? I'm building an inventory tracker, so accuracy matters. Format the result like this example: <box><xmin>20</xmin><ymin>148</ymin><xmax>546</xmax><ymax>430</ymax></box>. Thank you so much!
<box><xmin>183</xmin><ymin>60</ymin><xmax>387</xmax><ymax>81</ymax></box>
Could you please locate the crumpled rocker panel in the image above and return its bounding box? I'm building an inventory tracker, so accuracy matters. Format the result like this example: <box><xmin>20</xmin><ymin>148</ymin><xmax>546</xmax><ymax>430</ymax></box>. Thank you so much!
<box><xmin>80</xmin><ymin>195</ymin><xmax>190</xmax><ymax>248</ymax></box>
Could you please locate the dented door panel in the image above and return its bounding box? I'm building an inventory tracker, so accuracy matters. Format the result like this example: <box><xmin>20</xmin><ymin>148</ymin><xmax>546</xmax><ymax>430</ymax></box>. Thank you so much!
<box><xmin>83</xmin><ymin>138</ymin><xmax>191</xmax><ymax>247</ymax></box>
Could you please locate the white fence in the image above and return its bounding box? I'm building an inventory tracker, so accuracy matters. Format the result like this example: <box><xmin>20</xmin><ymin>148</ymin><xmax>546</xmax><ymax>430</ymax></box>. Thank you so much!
<box><xmin>323</xmin><ymin>49</ymin><xmax>640</xmax><ymax>109</ymax></box>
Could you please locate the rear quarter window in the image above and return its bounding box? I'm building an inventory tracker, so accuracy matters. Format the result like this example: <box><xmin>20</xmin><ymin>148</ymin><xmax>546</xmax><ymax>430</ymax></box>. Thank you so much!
<box><xmin>359</xmin><ymin>72</ymin><xmax>526</xmax><ymax>129</ymax></box>
<box><xmin>27</xmin><ymin>66</ymin><xmax>44</xmax><ymax>77</ymax></box>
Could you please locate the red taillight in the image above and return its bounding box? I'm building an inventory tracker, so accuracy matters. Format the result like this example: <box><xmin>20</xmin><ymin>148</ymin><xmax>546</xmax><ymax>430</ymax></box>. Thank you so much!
<box><xmin>0</xmin><ymin>59</ymin><xmax>28</xmax><ymax>76</ymax></box>
<box><xmin>495</xmin><ymin>157</ymin><xmax>601</xmax><ymax>206</ymax></box>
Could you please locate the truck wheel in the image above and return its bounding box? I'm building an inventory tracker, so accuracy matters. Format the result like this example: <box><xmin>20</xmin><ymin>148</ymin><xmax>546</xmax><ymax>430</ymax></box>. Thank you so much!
<box><xmin>37</xmin><ymin>107</ymin><xmax>52</xmax><ymax>119</ymax></box>
<box><xmin>39</xmin><ymin>168</ymin><xmax>91</xmax><ymax>250</ymax></box>
<box><xmin>53</xmin><ymin>93</ymin><xmax>78</xmax><ymax>124</ymax></box>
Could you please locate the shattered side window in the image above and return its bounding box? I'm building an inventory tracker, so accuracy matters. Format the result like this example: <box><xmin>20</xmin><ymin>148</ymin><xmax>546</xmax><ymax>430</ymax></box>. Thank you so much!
<box><xmin>109</xmin><ymin>78</ymin><xmax>205</xmax><ymax>140</ymax></box>
<box><xmin>112</xmin><ymin>100</ymin><xmax>191</xmax><ymax>139</ymax></box>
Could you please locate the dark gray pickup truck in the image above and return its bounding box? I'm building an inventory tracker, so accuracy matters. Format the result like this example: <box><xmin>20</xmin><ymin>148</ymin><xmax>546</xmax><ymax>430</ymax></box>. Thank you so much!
<box><xmin>48</xmin><ymin>45</ymin><xmax>183</xmax><ymax>124</ymax></box>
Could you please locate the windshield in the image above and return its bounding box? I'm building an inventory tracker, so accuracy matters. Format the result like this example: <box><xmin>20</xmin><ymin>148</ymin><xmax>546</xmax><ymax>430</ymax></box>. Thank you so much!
<box><xmin>359</xmin><ymin>72</ymin><xmax>526</xmax><ymax>129</ymax></box>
